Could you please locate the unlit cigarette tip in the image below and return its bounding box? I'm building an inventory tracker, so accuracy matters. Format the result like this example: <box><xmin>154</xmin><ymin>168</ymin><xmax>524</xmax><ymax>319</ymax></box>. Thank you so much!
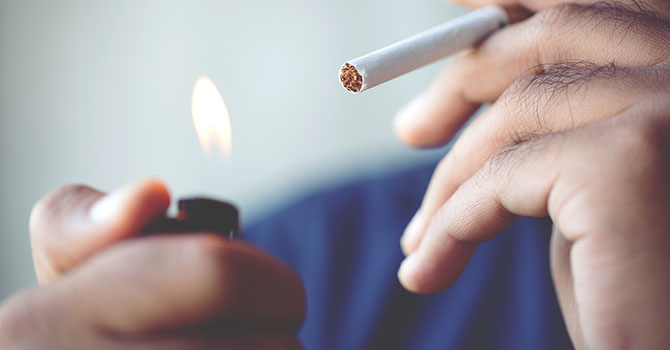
<box><xmin>340</xmin><ymin>63</ymin><xmax>363</xmax><ymax>93</ymax></box>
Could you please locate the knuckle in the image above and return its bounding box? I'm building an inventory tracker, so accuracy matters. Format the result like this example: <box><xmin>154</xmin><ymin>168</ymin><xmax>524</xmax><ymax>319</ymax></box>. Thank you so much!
<box><xmin>497</xmin><ymin>62</ymin><xmax>620</xmax><ymax>142</ymax></box>
<box><xmin>497</xmin><ymin>76</ymin><xmax>546</xmax><ymax>139</ymax></box>
<box><xmin>29</xmin><ymin>184</ymin><xmax>92</xmax><ymax>235</ymax></box>
<box><xmin>472</xmin><ymin>143</ymin><xmax>523</xmax><ymax>201</ymax></box>
<box><xmin>479</xmin><ymin>144</ymin><xmax>517</xmax><ymax>183</ymax></box>
<box><xmin>534</xmin><ymin>3</ymin><xmax>584</xmax><ymax>29</ymax></box>
<box><xmin>531</xmin><ymin>3</ymin><xmax>588</xmax><ymax>50</ymax></box>
<box><xmin>530</xmin><ymin>2</ymin><xmax>633</xmax><ymax>61</ymax></box>
<box><xmin>29</xmin><ymin>184</ymin><xmax>96</xmax><ymax>281</ymax></box>
<box><xmin>500</xmin><ymin>75</ymin><xmax>536</xmax><ymax>106</ymax></box>
<box><xmin>532</xmin><ymin>1</ymin><xmax>670</xmax><ymax>62</ymax></box>
<box><xmin>481</xmin><ymin>133</ymin><xmax>556</xmax><ymax>189</ymax></box>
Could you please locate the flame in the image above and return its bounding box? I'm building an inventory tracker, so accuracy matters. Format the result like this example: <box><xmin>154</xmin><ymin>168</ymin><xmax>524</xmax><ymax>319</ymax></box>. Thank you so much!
<box><xmin>191</xmin><ymin>77</ymin><xmax>232</xmax><ymax>157</ymax></box>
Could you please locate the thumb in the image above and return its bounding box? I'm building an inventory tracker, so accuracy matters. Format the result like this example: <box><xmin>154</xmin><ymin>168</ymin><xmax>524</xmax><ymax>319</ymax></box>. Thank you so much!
<box><xmin>29</xmin><ymin>179</ymin><xmax>170</xmax><ymax>284</ymax></box>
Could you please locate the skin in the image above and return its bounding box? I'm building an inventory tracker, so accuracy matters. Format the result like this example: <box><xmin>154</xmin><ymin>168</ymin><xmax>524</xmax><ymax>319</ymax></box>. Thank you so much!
<box><xmin>0</xmin><ymin>181</ymin><xmax>306</xmax><ymax>349</ymax></box>
<box><xmin>395</xmin><ymin>0</ymin><xmax>670</xmax><ymax>349</ymax></box>
<box><xmin>0</xmin><ymin>1</ymin><xmax>668</xmax><ymax>349</ymax></box>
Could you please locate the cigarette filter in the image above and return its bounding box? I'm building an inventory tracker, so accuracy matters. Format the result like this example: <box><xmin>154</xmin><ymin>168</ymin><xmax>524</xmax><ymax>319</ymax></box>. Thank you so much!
<box><xmin>340</xmin><ymin>5</ymin><xmax>508</xmax><ymax>93</ymax></box>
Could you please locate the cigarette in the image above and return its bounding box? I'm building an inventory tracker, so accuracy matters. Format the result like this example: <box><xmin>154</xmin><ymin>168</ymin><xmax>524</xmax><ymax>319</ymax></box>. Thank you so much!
<box><xmin>340</xmin><ymin>5</ymin><xmax>509</xmax><ymax>93</ymax></box>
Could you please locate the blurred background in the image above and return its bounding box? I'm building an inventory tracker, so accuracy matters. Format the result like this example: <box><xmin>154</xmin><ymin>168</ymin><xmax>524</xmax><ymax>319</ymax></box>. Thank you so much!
<box><xmin>0</xmin><ymin>0</ymin><xmax>464</xmax><ymax>298</ymax></box>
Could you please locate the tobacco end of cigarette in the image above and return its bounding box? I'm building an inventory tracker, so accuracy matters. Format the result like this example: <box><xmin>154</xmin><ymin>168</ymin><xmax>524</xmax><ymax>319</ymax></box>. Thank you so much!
<box><xmin>340</xmin><ymin>63</ymin><xmax>363</xmax><ymax>93</ymax></box>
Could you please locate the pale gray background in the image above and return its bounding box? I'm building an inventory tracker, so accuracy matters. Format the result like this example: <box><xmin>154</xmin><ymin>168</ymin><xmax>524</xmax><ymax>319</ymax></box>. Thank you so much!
<box><xmin>0</xmin><ymin>0</ymin><xmax>464</xmax><ymax>299</ymax></box>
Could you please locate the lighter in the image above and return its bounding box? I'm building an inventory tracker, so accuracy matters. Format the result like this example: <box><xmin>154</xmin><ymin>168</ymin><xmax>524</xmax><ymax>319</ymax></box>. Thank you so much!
<box><xmin>143</xmin><ymin>197</ymin><xmax>240</xmax><ymax>240</ymax></box>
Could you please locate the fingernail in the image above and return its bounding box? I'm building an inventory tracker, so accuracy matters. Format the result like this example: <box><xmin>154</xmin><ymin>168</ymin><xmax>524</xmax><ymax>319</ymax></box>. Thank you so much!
<box><xmin>400</xmin><ymin>211</ymin><xmax>423</xmax><ymax>256</ymax></box>
<box><xmin>89</xmin><ymin>189</ymin><xmax>128</xmax><ymax>224</ymax></box>
<box><xmin>394</xmin><ymin>94</ymin><xmax>426</xmax><ymax>129</ymax></box>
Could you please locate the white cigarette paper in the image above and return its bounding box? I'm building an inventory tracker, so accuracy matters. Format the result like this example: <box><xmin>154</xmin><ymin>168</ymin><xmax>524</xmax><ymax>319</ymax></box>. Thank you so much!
<box><xmin>340</xmin><ymin>5</ymin><xmax>509</xmax><ymax>93</ymax></box>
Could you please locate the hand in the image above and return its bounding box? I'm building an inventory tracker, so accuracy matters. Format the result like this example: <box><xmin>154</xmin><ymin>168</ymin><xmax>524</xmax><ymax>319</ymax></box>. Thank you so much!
<box><xmin>0</xmin><ymin>181</ymin><xmax>306</xmax><ymax>349</ymax></box>
<box><xmin>450</xmin><ymin>0</ymin><xmax>670</xmax><ymax>14</ymax></box>
<box><xmin>395</xmin><ymin>1</ymin><xmax>670</xmax><ymax>349</ymax></box>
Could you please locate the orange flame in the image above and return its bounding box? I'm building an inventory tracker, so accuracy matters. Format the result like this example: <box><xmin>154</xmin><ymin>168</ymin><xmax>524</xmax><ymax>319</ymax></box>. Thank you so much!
<box><xmin>191</xmin><ymin>77</ymin><xmax>232</xmax><ymax>157</ymax></box>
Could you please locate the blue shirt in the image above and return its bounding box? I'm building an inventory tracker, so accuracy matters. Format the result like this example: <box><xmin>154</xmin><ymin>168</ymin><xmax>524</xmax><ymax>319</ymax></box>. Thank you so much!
<box><xmin>246</xmin><ymin>162</ymin><xmax>573</xmax><ymax>349</ymax></box>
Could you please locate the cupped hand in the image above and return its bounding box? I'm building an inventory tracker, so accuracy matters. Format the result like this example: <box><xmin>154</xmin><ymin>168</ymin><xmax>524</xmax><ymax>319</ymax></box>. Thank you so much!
<box><xmin>0</xmin><ymin>181</ymin><xmax>306</xmax><ymax>349</ymax></box>
<box><xmin>395</xmin><ymin>1</ymin><xmax>670</xmax><ymax>349</ymax></box>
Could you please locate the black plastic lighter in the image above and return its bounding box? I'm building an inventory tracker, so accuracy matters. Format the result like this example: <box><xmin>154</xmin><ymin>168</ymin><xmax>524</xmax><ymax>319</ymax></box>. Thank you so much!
<box><xmin>143</xmin><ymin>197</ymin><xmax>240</xmax><ymax>240</ymax></box>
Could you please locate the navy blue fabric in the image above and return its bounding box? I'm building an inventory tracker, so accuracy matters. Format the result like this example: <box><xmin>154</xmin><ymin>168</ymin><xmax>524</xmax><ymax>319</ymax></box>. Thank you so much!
<box><xmin>245</xmin><ymin>162</ymin><xmax>573</xmax><ymax>350</ymax></box>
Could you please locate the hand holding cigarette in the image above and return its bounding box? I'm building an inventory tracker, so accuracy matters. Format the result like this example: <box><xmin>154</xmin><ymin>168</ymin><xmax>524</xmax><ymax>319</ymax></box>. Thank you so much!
<box><xmin>395</xmin><ymin>0</ymin><xmax>670</xmax><ymax>349</ymax></box>
<box><xmin>0</xmin><ymin>180</ymin><xmax>305</xmax><ymax>349</ymax></box>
